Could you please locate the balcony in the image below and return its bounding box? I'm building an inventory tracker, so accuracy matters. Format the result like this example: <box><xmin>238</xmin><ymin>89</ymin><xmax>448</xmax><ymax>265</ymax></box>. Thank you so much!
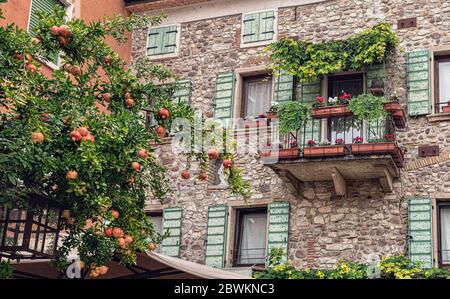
<box><xmin>258</xmin><ymin>116</ymin><xmax>403</xmax><ymax>195</ymax></box>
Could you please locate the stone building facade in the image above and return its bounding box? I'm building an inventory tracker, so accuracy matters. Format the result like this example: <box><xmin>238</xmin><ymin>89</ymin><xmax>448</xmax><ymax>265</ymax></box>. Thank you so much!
<box><xmin>127</xmin><ymin>0</ymin><xmax>450</xmax><ymax>272</ymax></box>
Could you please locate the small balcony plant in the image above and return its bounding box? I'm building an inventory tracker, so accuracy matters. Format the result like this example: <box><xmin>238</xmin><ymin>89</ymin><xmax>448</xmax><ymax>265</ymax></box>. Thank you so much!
<box><xmin>351</xmin><ymin>133</ymin><xmax>403</xmax><ymax>167</ymax></box>
<box><xmin>303</xmin><ymin>139</ymin><xmax>346</xmax><ymax>158</ymax></box>
<box><xmin>442</xmin><ymin>100</ymin><xmax>450</xmax><ymax>113</ymax></box>
<box><xmin>267</xmin><ymin>103</ymin><xmax>278</xmax><ymax>119</ymax></box>
<box><xmin>310</xmin><ymin>92</ymin><xmax>353</xmax><ymax>118</ymax></box>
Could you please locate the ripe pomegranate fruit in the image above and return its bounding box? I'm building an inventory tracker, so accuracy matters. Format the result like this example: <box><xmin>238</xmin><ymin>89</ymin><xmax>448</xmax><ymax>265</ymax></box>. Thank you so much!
<box><xmin>131</xmin><ymin>162</ymin><xmax>141</xmax><ymax>171</ymax></box>
<box><xmin>50</xmin><ymin>25</ymin><xmax>60</xmax><ymax>36</ymax></box>
<box><xmin>112</xmin><ymin>227</ymin><xmax>123</xmax><ymax>238</ymax></box>
<box><xmin>82</xmin><ymin>134</ymin><xmax>95</xmax><ymax>142</ymax></box>
<box><xmin>125</xmin><ymin>98</ymin><xmax>135</xmax><ymax>108</ymax></box>
<box><xmin>63</xmin><ymin>63</ymin><xmax>72</xmax><ymax>72</ymax></box>
<box><xmin>97</xmin><ymin>266</ymin><xmax>108</xmax><ymax>275</ymax></box>
<box><xmin>155</xmin><ymin>126</ymin><xmax>166</xmax><ymax>138</ymax></box>
<box><xmin>207</xmin><ymin>148</ymin><xmax>219</xmax><ymax>160</ymax></box>
<box><xmin>104</xmin><ymin>227</ymin><xmax>113</xmax><ymax>237</ymax></box>
<box><xmin>158</xmin><ymin>108</ymin><xmax>170</xmax><ymax>120</ymax></box>
<box><xmin>111</xmin><ymin>210</ymin><xmax>120</xmax><ymax>219</ymax></box>
<box><xmin>138</xmin><ymin>149</ymin><xmax>148</xmax><ymax>159</ymax></box>
<box><xmin>124</xmin><ymin>92</ymin><xmax>132</xmax><ymax>99</ymax></box>
<box><xmin>117</xmin><ymin>238</ymin><xmax>126</xmax><ymax>248</ymax></box>
<box><xmin>70</xmin><ymin>130</ymin><xmax>82</xmax><ymax>142</ymax></box>
<box><xmin>181</xmin><ymin>170</ymin><xmax>190</xmax><ymax>180</ymax></box>
<box><xmin>31</xmin><ymin>131</ymin><xmax>44</xmax><ymax>143</ymax></box>
<box><xmin>58</xmin><ymin>25</ymin><xmax>71</xmax><ymax>38</ymax></box>
<box><xmin>77</xmin><ymin>127</ymin><xmax>89</xmax><ymax>137</ymax></box>
<box><xmin>14</xmin><ymin>53</ymin><xmax>23</xmax><ymax>61</ymax></box>
<box><xmin>124</xmin><ymin>236</ymin><xmax>133</xmax><ymax>244</ymax></box>
<box><xmin>223</xmin><ymin>159</ymin><xmax>233</xmax><ymax>169</ymax></box>
<box><xmin>148</xmin><ymin>243</ymin><xmax>157</xmax><ymax>251</ymax></box>
<box><xmin>66</xmin><ymin>170</ymin><xmax>78</xmax><ymax>180</ymax></box>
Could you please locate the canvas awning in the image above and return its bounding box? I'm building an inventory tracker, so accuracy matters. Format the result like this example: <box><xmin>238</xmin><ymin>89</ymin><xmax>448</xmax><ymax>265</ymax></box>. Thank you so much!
<box><xmin>9</xmin><ymin>251</ymin><xmax>252</xmax><ymax>279</ymax></box>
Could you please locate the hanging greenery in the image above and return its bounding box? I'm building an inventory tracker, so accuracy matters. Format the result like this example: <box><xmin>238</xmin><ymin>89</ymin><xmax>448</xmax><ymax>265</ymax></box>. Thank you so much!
<box><xmin>277</xmin><ymin>101</ymin><xmax>311</xmax><ymax>135</ymax></box>
<box><xmin>348</xmin><ymin>94</ymin><xmax>387</xmax><ymax>122</ymax></box>
<box><xmin>265</xmin><ymin>23</ymin><xmax>399</xmax><ymax>82</ymax></box>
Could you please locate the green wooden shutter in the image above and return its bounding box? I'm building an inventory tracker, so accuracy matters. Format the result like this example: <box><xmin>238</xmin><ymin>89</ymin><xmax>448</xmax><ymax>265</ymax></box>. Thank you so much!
<box><xmin>267</xmin><ymin>202</ymin><xmax>290</xmax><ymax>258</ymax></box>
<box><xmin>408</xmin><ymin>198</ymin><xmax>433</xmax><ymax>268</ymax></box>
<box><xmin>29</xmin><ymin>0</ymin><xmax>63</xmax><ymax>65</ymax></box>
<box><xmin>173</xmin><ymin>79</ymin><xmax>191</xmax><ymax>104</ymax></box>
<box><xmin>365</xmin><ymin>63</ymin><xmax>386</xmax><ymax>95</ymax></box>
<box><xmin>259</xmin><ymin>10</ymin><xmax>275</xmax><ymax>41</ymax></box>
<box><xmin>407</xmin><ymin>50</ymin><xmax>431</xmax><ymax>116</ymax></box>
<box><xmin>214</xmin><ymin>72</ymin><xmax>235</xmax><ymax>127</ymax></box>
<box><xmin>205</xmin><ymin>205</ymin><xmax>228</xmax><ymax>268</ymax></box>
<box><xmin>242</xmin><ymin>12</ymin><xmax>260</xmax><ymax>43</ymax></box>
<box><xmin>273</xmin><ymin>72</ymin><xmax>294</xmax><ymax>104</ymax></box>
<box><xmin>162</xmin><ymin>25</ymin><xmax>177</xmax><ymax>54</ymax></box>
<box><xmin>297</xmin><ymin>79</ymin><xmax>321</xmax><ymax>146</ymax></box>
<box><xmin>161</xmin><ymin>207</ymin><xmax>182</xmax><ymax>257</ymax></box>
<box><xmin>148</xmin><ymin>27</ymin><xmax>164</xmax><ymax>55</ymax></box>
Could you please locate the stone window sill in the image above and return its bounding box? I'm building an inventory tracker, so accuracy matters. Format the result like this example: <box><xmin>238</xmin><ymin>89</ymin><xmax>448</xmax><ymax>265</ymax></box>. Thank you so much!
<box><xmin>427</xmin><ymin>113</ymin><xmax>450</xmax><ymax>123</ymax></box>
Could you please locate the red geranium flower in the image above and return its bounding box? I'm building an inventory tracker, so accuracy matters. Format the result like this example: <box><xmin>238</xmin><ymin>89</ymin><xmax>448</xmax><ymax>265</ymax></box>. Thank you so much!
<box><xmin>353</xmin><ymin>136</ymin><xmax>364</xmax><ymax>143</ymax></box>
<box><xmin>307</xmin><ymin>139</ymin><xmax>316</xmax><ymax>146</ymax></box>
<box><xmin>316</xmin><ymin>96</ymin><xmax>325</xmax><ymax>103</ymax></box>
<box><xmin>335</xmin><ymin>138</ymin><xmax>344</xmax><ymax>145</ymax></box>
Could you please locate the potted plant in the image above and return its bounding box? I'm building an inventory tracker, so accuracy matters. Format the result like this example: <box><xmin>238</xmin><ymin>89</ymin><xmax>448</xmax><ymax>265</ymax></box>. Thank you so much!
<box><xmin>383</xmin><ymin>94</ymin><xmax>401</xmax><ymax>112</ymax></box>
<box><xmin>303</xmin><ymin>139</ymin><xmax>346</xmax><ymax>158</ymax></box>
<box><xmin>442</xmin><ymin>100</ymin><xmax>450</xmax><ymax>113</ymax></box>
<box><xmin>267</xmin><ymin>102</ymin><xmax>278</xmax><ymax>120</ymax></box>
<box><xmin>311</xmin><ymin>93</ymin><xmax>353</xmax><ymax>119</ymax></box>
<box><xmin>259</xmin><ymin>142</ymin><xmax>299</xmax><ymax>159</ymax></box>
<box><xmin>351</xmin><ymin>133</ymin><xmax>403</xmax><ymax>167</ymax></box>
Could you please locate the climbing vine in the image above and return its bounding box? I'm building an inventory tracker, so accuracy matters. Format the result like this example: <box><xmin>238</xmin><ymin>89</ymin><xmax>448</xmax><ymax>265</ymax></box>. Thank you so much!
<box><xmin>265</xmin><ymin>23</ymin><xmax>399</xmax><ymax>81</ymax></box>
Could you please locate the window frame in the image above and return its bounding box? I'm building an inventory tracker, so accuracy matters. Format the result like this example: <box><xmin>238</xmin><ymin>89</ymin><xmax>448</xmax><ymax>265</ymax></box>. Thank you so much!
<box><xmin>232</xmin><ymin>207</ymin><xmax>268</xmax><ymax>267</ymax></box>
<box><xmin>437</xmin><ymin>201</ymin><xmax>450</xmax><ymax>268</ymax></box>
<box><xmin>241</xmin><ymin>73</ymin><xmax>273</xmax><ymax>118</ymax></box>
<box><xmin>240</xmin><ymin>9</ymin><xmax>277</xmax><ymax>49</ymax></box>
<box><xmin>146</xmin><ymin>23</ymin><xmax>181</xmax><ymax>60</ymax></box>
<box><xmin>147</xmin><ymin>211</ymin><xmax>164</xmax><ymax>253</ymax></box>
<box><xmin>433</xmin><ymin>55</ymin><xmax>450</xmax><ymax>114</ymax></box>
<box><xmin>27</xmin><ymin>0</ymin><xmax>73</xmax><ymax>70</ymax></box>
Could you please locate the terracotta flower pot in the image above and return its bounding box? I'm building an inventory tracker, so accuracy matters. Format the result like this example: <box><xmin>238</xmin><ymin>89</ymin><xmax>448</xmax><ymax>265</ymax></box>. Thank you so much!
<box><xmin>303</xmin><ymin>145</ymin><xmax>346</xmax><ymax>158</ymax></box>
<box><xmin>392</xmin><ymin>109</ymin><xmax>406</xmax><ymax>128</ymax></box>
<box><xmin>383</xmin><ymin>102</ymin><xmax>401</xmax><ymax>112</ymax></box>
<box><xmin>266</xmin><ymin>111</ymin><xmax>278</xmax><ymax>120</ymax></box>
<box><xmin>311</xmin><ymin>105</ymin><xmax>352</xmax><ymax>119</ymax></box>
<box><xmin>351</xmin><ymin>142</ymin><xmax>396</xmax><ymax>155</ymax></box>
<box><xmin>259</xmin><ymin>148</ymin><xmax>299</xmax><ymax>159</ymax></box>
<box><xmin>442</xmin><ymin>106</ymin><xmax>450</xmax><ymax>113</ymax></box>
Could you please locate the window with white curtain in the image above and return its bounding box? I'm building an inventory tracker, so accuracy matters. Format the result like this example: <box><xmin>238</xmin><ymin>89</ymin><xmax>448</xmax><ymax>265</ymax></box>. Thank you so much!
<box><xmin>435</xmin><ymin>56</ymin><xmax>450</xmax><ymax>113</ymax></box>
<box><xmin>233</xmin><ymin>208</ymin><xmax>267</xmax><ymax>266</ymax></box>
<box><xmin>439</xmin><ymin>205</ymin><xmax>450</xmax><ymax>266</ymax></box>
<box><xmin>243</xmin><ymin>75</ymin><xmax>272</xmax><ymax>118</ymax></box>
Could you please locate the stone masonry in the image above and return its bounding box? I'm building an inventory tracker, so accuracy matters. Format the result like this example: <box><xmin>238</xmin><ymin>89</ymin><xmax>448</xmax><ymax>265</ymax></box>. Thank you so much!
<box><xmin>133</xmin><ymin>0</ymin><xmax>450</xmax><ymax>268</ymax></box>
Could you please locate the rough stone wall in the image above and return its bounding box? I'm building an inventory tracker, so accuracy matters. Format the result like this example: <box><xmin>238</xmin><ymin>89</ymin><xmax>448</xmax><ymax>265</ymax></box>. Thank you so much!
<box><xmin>132</xmin><ymin>0</ymin><xmax>450</xmax><ymax>268</ymax></box>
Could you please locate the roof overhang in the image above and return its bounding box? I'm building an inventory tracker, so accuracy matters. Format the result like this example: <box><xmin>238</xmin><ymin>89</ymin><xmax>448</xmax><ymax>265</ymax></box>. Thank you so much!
<box><xmin>124</xmin><ymin>0</ymin><xmax>214</xmax><ymax>13</ymax></box>
<box><xmin>9</xmin><ymin>251</ymin><xmax>252</xmax><ymax>279</ymax></box>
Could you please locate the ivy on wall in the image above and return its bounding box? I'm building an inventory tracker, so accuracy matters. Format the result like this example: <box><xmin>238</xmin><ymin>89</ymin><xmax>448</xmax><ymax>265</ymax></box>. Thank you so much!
<box><xmin>265</xmin><ymin>23</ymin><xmax>399</xmax><ymax>82</ymax></box>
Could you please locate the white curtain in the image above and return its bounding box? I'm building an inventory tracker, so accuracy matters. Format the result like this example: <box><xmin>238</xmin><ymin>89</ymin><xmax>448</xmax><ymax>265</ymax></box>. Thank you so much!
<box><xmin>239</xmin><ymin>212</ymin><xmax>267</xmax><ymax>264</ymax></box>
<box><xmin>441</xmin><ymin>208</ymin><xmax>450</xmax><ymax>264</ymax></box>
<box><xmin>439</xmin><ymin>61</ymin><xmax>450</xmax><ymax>105</ymax></box>
<box><xmin>245</xmin><ymin>80</ymin><xmax>272</xmax><ymax>117</ymax></box>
